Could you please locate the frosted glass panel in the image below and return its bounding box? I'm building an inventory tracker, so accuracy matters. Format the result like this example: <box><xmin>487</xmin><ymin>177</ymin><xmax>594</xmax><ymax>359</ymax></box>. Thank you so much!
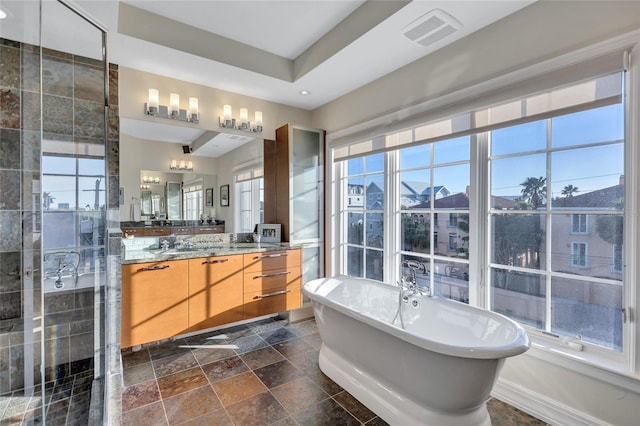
<box><xmin>291</xmin><ymin>128</ymin><xmax>321</xmax><ymax>240</ymax></box>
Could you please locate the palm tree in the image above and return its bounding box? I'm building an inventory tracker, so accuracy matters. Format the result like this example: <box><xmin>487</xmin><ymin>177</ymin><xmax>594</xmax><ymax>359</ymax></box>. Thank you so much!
<box><xmin>520</xmin><ymin>176</ymin><xmax>547</xmax><ymax>208</ymax></box>
<box><xmin>561</xmin><ymin>184</ymin><xmax>579</xmax><ymax>198</ymax></box>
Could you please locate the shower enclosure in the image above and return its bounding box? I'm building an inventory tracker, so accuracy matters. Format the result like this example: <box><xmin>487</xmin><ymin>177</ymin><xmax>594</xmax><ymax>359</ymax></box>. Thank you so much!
<box><xmin>0</xmin><ymin>1</ymin><xmax>115</xmax><ymax>423</ymax></box>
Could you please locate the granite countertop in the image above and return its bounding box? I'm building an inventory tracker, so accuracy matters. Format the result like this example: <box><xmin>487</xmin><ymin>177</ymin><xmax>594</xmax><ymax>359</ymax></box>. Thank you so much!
<box><xmin>122</xmin><ymin>242</ymin><xmax>301</xmax><ymax>264</ymax></box>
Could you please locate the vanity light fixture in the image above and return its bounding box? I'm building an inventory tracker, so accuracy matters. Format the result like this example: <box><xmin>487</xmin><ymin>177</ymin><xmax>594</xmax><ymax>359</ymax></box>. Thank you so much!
<box><xmin>170</xmin><ymin>159</ymin><xmax>193</xmax><ymax>171</ymax></box>
<box><xmin>145</xmin><ymin>88</ymin><xmax>199</xmax><ymax>123</ymax></box>
<box><xmin>219</xmin><ymin>105</ymin><xmax>263</xmax><ymax>133</ymax></box>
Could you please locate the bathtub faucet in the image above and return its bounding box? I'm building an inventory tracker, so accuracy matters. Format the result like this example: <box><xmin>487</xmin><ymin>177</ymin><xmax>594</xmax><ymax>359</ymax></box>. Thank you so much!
<box><xmin>401</xmin><ymin>260</ymin><xmax>431</xmax><ymax>298</ymax></box>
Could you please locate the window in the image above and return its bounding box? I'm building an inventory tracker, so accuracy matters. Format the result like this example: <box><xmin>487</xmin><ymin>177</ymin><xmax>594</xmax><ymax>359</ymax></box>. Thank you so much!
<box><xmin>183</xmin><ymin>180</ymin><xmax>203</xmax><ymax>221</ymax></box>
<box><xmin>571</xmin><ymin>242</ymin><xmax>588</xmax><ymax>267</ymax></box>
<box><xmin>42</xmin><ymin>149</ymin><xmax>106</xmax><ymax>280</ymax></box>
<box><xmin>333</xmin><ymin>64</ymin><xmax>628</xmax><ymax>364</ymax></box>
<box><xmin>235</xmin><ymin>177</ymin><xmax>263</xmax><ymax>233</ymax></box>
<box><xmin>448</xmin><ymin>233</ymin><xmax>458</xmax><ymax>251</ymax></box>
<box><xmin>571</xmin><ymin>214</ymin><xmax>588</xmax><ymax>233</ymax></box>
<box><xmin>341</xmin><ymin>154</ymin><xmax>384</xmax><ymax>281</ymax></box>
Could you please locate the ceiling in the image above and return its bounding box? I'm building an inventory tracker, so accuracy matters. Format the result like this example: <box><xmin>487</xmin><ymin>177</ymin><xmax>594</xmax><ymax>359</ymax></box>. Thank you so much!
<box><xmin>0</xmin><ymin>0</ymin><xmax>535</xmax><ymax>156</ymax></box>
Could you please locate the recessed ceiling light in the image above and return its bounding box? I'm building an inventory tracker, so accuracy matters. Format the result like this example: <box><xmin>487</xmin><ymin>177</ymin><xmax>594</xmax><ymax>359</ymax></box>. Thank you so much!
<box><xmin>0</xmin><ymin>8</ymin><xmax>7</xmax><ymax>19</ymax></box>
<box><xmin>299</xmin><ymin>90</ymin><xmax>310</xmax><ymax>96</ymax></box>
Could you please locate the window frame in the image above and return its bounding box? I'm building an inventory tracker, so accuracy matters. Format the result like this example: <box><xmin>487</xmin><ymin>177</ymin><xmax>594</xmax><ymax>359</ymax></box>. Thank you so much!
<box><xmin>327</xmin><ymin>36</ymin><xmax>639</xmax><ymax>384</ymax></box>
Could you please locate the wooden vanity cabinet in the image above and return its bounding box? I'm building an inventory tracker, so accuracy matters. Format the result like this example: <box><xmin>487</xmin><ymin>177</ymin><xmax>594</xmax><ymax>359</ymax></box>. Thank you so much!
<box><xmin>243</xmin><ymin>249</ymin><xmax>302</xmax><ymax>319</ymax></box>
<box><xmin>121</xmin><ymin>259</ymin><xmax>189</xmax><ymax>348</ymax></box>
<box><xmin>188</xmin><ymin>254</ymin><xmax>244</xmax><ymax>332</ymax></box>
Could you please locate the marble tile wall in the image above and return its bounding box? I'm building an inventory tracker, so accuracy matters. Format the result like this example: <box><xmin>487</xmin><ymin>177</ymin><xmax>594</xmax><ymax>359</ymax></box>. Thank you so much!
<box><xmin>0</xmin><ymin>36</ymin><xmax>120</xmax><ymax>400</ymax></box>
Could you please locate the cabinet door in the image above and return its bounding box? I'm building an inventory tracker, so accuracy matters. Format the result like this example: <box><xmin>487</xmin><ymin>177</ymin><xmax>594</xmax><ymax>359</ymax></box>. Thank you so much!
<box><xmin>188</xmin><ymin>254</ymin><xmax>244</xmax><ymax>331</ymax></box>
<box><xmin>121</xmin><ymin>260</ymin><xmax>189</xmax><ymax>347</ymax></box>
<box><xmin>244</xmin><ymin>266</ymin><xmax>301</xmax><ymax>294</ymax></box>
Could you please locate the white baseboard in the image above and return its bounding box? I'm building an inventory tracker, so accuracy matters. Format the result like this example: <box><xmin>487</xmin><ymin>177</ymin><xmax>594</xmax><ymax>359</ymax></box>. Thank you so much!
<box><xmin>492</xmin><ymin>378</ymin><xmax>612</xmax><ymax>426</ymax></box>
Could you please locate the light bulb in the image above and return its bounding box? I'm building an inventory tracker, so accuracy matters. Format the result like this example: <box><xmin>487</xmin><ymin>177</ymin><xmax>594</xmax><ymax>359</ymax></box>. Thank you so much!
<box><xmin>169</xmin><ymin>93</ymin><xmax>180</xmax><ymax>118</ymax></box>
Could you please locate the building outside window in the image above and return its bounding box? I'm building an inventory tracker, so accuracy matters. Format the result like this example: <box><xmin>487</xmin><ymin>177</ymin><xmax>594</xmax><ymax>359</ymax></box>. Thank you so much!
<box><xmin>571</xmin><ymin>242</ymin><xmax>588</xmax><ymax>267</ymax></box>
<box><xmin>571</xmin><ymin>213</ymin><xmax>588</xmax><ymax>233</ymax></box>
<box><xmin>342</xmin><ymin>154</ymin><xmax>384</xmax><ymax>281</ymax></box>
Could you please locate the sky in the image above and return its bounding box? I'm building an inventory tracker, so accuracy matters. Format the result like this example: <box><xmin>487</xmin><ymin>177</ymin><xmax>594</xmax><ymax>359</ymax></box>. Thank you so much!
<box><xmin>346</xmin><ymin>103</ymin><xmax>624</xmax><ymax>202</ymax></box>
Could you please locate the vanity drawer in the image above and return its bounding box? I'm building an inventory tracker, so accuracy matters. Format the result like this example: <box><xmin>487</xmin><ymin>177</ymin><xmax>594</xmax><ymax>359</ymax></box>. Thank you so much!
<box><xmin>243</xmin><ymin>249</ymin><xmax>301</xmax><ymax>273</ymax></box>
<box><xmin>243</xmin><ymin>284</ymin><xmax>302</xmax><ymax>319</ymax></box>
<box><xmin>244</xmin><ymin>266</ymin><xmax>301</xmax><ymax>294</ymax></box>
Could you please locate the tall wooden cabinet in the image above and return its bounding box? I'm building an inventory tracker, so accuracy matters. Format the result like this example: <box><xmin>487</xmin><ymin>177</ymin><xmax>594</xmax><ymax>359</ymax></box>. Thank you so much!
<box><xmin>265</xmin><ymin>124</ymin><xmax>325</xmax><ymax>285</ymax></box>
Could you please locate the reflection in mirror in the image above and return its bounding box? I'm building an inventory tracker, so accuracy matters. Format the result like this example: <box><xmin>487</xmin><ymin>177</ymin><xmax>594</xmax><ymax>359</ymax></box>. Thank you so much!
<box><xmin>139</xmin><ymin>170</ymin><xmax>217</xmax><ymax>221</ymax></box>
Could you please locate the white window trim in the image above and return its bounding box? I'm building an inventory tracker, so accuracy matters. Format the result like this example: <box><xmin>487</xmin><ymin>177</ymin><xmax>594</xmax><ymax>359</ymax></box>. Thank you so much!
<box><xmin>325</xmin><ymin>31</ymin><xmax>640</xmax><ymax>386</ymax></box>
<box><xmin>571</xmin><ymin>213</ymin><xmax>588</xmax><ymax>234</ymax></box>
<box><xmin>570</xmin><ymin>241</ymin><xmax>588</xmax><ymax>268</ymax></box>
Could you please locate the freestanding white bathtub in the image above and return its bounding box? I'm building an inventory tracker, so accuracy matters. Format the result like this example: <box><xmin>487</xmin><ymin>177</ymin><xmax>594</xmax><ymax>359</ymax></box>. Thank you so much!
<box><xmin>302</xmin><ymin>276</ymin><xmax>530</xmax><ymax>426</ymax></box>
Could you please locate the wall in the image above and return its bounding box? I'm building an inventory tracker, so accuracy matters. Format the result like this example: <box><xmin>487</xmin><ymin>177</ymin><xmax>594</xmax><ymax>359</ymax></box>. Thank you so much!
<box><xmin>312</xmin><ymin>1</ymin><xmax>640</xmax><ymax>135</ymax></box>
<box><xmin>310</xmin><ymin>2</ymin><xmax>640</xmax><ymax>425</ymax></box>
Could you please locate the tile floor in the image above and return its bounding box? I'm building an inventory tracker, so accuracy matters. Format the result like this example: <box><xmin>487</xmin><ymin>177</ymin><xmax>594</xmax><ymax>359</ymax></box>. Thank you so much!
<box><xmin>121</xmin><ymin>317</ymin><xmax>546</xmax><ymax>426</ymax></box>
<box><xmin>0</xmin><ymin>369</ymin><xmax>94</xmax><ymax>425</ymax></box>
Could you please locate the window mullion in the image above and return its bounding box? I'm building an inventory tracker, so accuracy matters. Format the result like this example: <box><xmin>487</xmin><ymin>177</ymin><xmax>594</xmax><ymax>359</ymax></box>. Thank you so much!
<box><xmin>384</xmin><ymin>150</ymin><xmax>396</xmax><ymax>284</ymax></box>
<box><xmin>471</xmin><ymin>132</ymin><xmax>489</xmax><ymax>308</ymax></box>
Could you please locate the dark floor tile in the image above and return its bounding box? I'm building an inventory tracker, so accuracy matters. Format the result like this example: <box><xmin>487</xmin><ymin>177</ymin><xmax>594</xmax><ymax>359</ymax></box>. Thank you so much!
<box><xmin>147</xmin><ymin>339</ymin><xmax>191</xmax><ymax>361</ymax></box>
<box><xmin>285</xmin><ymin>319</ymin><xmax>318</xmax><ymax>336</ymax></box>
<box><xmin>487</xmin><ymin>397</ymin><xmax>546</xmax><ymax>426</ymax></box>
<box><xmin>201</xmin><ymin>356</ymin><xmax>248</xmax><ymax>384</ymax></box>
<box><xmin>163</xmin><ymin>385</ymin><xmax>222</xmax><ymax>425</ymax></box>
<box><xmin>191</xmin><ymin>346</ymin><xmax>236</xmax><ymax>366</ymax></box>
<box><xmin>253</xmin><ymin>359</ymin><xmax>305</xmax><ymax>389</ymax></box>
<box><xmin>258</xmin><ymin>327</ymin><xmax>301</xmax><ymax>345</ymax></box>
<box><xmin>230</xmin><ymin>334</ymin><xmax>269</xmax><ymax>355</ymax></box>
<box><xmin>240</xmin><ymin>346</ymin><xmax>284</xmax><ymax>370</ymax></box>
<box><xmin>122</xmin><ymin>400</ymin><xmax>167</xmax><ymax>425</ymax></box>
<box><xmin>216</xmin><ymin>324</ymin><xmax>255</xmax><ymax>340</ymax></box>
<box><xmin>185</xmin><ymin>331</ymin><xmax>227</xmax><ymax>347</ymax></box>
<box><xmin>287</xmin><ymin>350</ymin><xmax>343</xmax><ymax>396</ymax></box>
<box><xmin>121</xmin><ymin>348</ymin><xmax>150</xmax><ymax>368</ymax></box>
<box><xmin>272</xmin><ymin>337</ymin><xmax>314</xmax><ymax>358</ymax></box>
<box><xmin>157</xmin><ymin>367</ymin><xmax>209</xmax><ymax>400</ymax></box>
<box><xmin>247</xmin><ymin>318</ymin><xmax>282</xmax><ymax>334</ymax></box>
<box><xmin>121</xmin><ymin>379</ymin><xmax>161</xmax><ymax>412</ymax></box>
<box><xmin>211</xmin><ymin>371</ymin><xmax>267</xmax><ymax>407</ymax></box>
<box><xmin>153</xmin><ymin>351</ymin><xmax>199</xmax><ymax>378</ymax></box>
<box><xmin>301</xmin><ymin>332</ymin><xmax>322</xmax><ymax>350</ymax></box>
<box><xmin>225</xmin><ymin>391</ymin><xmax>288</xmax><ymax>426</ymax></box>
<box><xmin>365</xmin><ymin>416</ymin><xmax>390</xmax><ymax>426</ymax></box>
<box><xmin>270</xmin><ymin>416</ymin><xmax>298</xmax><ymax>426</ymax></box>
<box><xmin>334</xmin><ymin>390</ymin><xmax>377</xmax><ymax>423</ymax></box>
<box><xmin>293</xmin><ymin>397</ymin><xmax>360</xmax><ymax>426</ymax></box>
<box><xmin>179</xmin><ymin>407</ymin><xmax>233</xmax><ymax>426</ymax></box>
<box><xmin>271</xmin><ymin>376</ymin><xmax>329</xmax><ymax>414</ymax></box>
<box><xmin>123</xmin><ymin>361</ymin><xmax>155</xmax><ymax>387</ymax></box>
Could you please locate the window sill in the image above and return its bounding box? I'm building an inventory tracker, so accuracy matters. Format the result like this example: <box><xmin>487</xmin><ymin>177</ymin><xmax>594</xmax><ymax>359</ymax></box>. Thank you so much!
<box><xmin>525</xmin><ymin>335</ymin><xmax>640</xmax><ymax>394</ymax></box>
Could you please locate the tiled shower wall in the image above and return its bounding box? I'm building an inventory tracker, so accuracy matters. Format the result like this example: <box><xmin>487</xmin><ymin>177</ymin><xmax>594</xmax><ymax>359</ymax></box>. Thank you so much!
<box><xmin>0</xmin><ymin>37</ymin><xmax>119</xmax><ymax>395</ymax></box>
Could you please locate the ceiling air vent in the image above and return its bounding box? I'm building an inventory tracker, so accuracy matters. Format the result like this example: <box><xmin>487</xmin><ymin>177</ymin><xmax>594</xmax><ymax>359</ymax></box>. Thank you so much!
<box><xmin>402</xmin><ymin>9</ymin><xmax>462</xmax><ymax>48</ymax></box>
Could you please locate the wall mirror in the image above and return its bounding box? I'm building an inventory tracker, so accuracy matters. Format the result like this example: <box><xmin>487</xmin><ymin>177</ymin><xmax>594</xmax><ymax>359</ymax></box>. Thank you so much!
<box><xmin>120</xmin><ymin>117</ymin><xmax>264</xmax><ymax>226</ymax></box>
<box><xmin>139</xmin><ymin>170</ymin><xmax>217</xmax><ymax>220</ymax></box>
